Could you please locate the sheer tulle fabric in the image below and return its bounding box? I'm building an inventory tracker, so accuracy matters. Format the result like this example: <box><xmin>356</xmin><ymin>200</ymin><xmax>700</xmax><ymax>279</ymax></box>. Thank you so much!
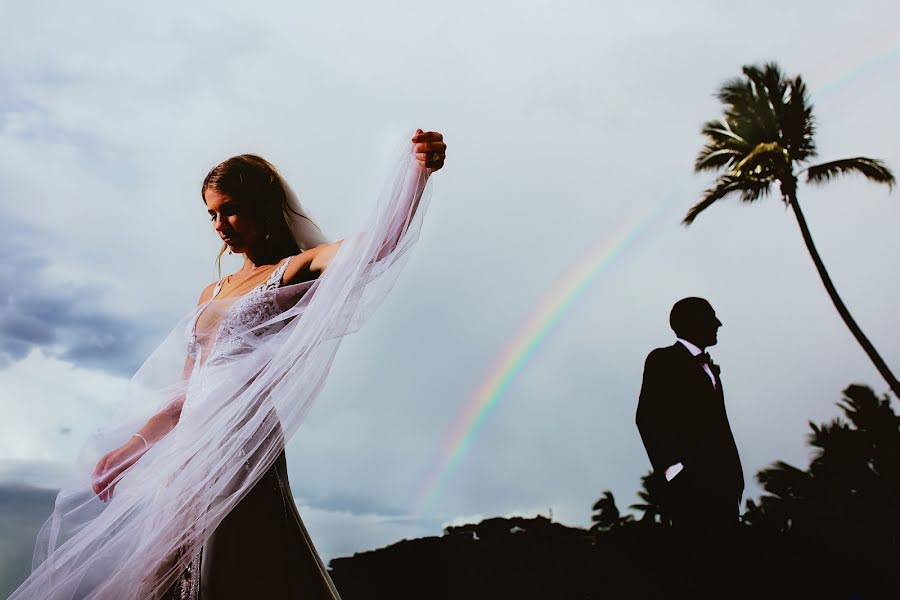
<box><xmin>11</xmin><ymin>137</ymin><xmax>431</xmax><ymax>599</ymax></box>
<box><xmin>283</xmin><ymin>180</ymin><xmax>329</xmax><ymax>251</ymax></box>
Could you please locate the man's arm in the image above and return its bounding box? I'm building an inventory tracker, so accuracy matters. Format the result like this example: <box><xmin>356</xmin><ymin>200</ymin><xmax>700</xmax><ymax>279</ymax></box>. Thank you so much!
<box><xmin>636</xmin><ymin>349</ymin><xmax>688</xmax><ymax>477</ymax></box>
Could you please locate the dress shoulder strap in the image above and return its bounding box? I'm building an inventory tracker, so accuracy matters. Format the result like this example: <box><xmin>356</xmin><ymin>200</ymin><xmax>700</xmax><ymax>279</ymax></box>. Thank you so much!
<box><xmin>266</xmin><ymin>255</ymin><xmax>295</xmax><ymax>289</ymax></box>
<box><xmin>211</xmin><ymin>277</ymin><xmax>227</xmax><ymax>299</ymax></box>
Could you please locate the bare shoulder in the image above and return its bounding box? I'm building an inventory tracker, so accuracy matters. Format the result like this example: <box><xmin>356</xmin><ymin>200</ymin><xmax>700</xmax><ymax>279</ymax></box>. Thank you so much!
<box><xmin>197</xmin><ymin>281</ymin><xmax>218</xmax><ymax>305</ymax></box>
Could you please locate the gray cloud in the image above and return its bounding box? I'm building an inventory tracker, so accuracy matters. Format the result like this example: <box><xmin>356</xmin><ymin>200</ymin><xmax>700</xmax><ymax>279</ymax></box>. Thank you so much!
<box><xmin>0</xmin><ymin>215</ymin><xmax>161</xmax><ymax>375</ymax></box>
<box><xmin>0</xmin><ymin>0</ymin><xmax>898</xmax><ymax>565</ymax></box>
<box><xmin>301</xmin><ymin>491</ymin><xmax>407</xmax><ymax>518</ymax></box>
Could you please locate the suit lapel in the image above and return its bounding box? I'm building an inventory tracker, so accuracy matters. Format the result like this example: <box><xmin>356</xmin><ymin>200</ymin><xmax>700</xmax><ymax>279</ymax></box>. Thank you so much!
<box><xmin>673</xmin><ymin>342</ymin><xmax>719</xmax><ymax>398</ymax></box>
<box><xmin>713</xmin><ymin>369</ymin><xmax>724</xmax><ymax>403</ymax></box>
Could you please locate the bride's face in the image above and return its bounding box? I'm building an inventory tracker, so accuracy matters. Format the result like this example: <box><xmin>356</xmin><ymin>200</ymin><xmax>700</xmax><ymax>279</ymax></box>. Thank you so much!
<box><xmin>204</xmin><ymin>188</ymin><xmax>260</xmax><ymax>254</ymax></box>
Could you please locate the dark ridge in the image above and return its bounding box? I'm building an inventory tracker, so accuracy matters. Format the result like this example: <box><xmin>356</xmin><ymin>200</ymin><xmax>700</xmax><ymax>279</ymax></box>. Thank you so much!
<box><xmin>0</xmin><ymin>485</ymin><xmax>56</xmax><ymax>597</ymax></box>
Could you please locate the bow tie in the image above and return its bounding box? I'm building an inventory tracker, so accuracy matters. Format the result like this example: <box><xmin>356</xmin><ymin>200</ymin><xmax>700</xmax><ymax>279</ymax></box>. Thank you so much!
<box><xmin>696</xmin><ymin>352</ymin><xmax>721</xmax><ymax>375</ymax></box>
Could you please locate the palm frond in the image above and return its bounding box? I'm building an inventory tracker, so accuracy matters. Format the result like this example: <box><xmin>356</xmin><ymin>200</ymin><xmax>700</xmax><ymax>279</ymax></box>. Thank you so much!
<box><xmin>696</xmin><ymin>119</ymin><xmax>757</xmax><ymax>172</ymax></box>
<box><xmin>756</xmin><ymin>460</ymin><xmax>810</xmax><ymax>501</ymax></box>
<box><xmin>702</xmin><ymin>62</ymin><xmax>819</xmax><ymax>177</ymax></box>
<box><xmin>732</xmin><ymin>141</ymin><xmax>787</xmax><ymax>178</ymax></box>
<box><xmin>701</xmin><ymin>66</ymin><xmax>789</xmax><ymax>174</ymax></box>
<box><xmin>782</xmin><ymin>74</ymin><xmax>817</xmax><ymax>161</ymax></box>
<box><xmin>590</xmin><ymin>491</ymin><xmax>622</xmax><ymax>531</ymax></box>
<box><xmin>715</xmin><ymin>77</ymin><xmax>754</xmax><ymax>110</ymax></box>
<box><xmin>806</xmin><ymin>157</ymin><xmax>895</xmax><ymax>189</ymax></box>
<box><xmin>718</xmin><ymin>76</ymin><xmax>772</xmax><ymax>137</ymax></box>
<box><xmin>699</xmin><ymin>119</ymin><xmax>749</xmax><ymax>146</ymax></box>
<box><xmin>742</xmin><ymin>63</ymin><xmax>785</xmax><ymax>138</ymax></box>
<box><xmin>738</xmin><ymin>179</ymin><xmax>772</xmax><ymax>203</ymax></box>
<box><xmin>726</xmin><ymin>110</ymin><xmax>776</xmax><ymax>150</ymax></box>
<box><xmin>683</xmin><ymin>175</ymin><xmax>772</xmax><ymax>225</ymax></box>
<box><xmin>695</xmin><ymin>146</ymin><xmax>744</xmax><ymax>172</ymax></box>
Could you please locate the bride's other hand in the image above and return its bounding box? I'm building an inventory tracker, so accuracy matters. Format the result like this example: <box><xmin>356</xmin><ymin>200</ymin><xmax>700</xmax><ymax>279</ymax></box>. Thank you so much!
<box><xmin>91</xmin><ymin>437</ymin><xmax>146</xmax><ymax>502</ymax></box>
<box><xmin>413</xmin><ymin>129</ymin><xmax>446</xmax><ymax>171</ymax></box>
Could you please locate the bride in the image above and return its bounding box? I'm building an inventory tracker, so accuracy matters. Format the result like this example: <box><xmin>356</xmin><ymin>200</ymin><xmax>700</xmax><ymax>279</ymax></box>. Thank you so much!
<box><xmin>10</xmin><ymin>130</ymin><xmax>446</xmax><ymax>599</ymax></box>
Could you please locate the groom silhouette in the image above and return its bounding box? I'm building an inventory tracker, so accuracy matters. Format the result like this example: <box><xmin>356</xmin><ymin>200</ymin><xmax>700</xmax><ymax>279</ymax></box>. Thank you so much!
<box><xmin>636</xmin><ymin>297</ymin><xmax>744</xmax><ymax>530</ymax></box>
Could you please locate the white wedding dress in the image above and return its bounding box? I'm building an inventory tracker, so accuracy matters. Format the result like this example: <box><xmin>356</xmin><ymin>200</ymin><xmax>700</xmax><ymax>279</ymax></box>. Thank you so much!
<box><xmin>160</xmin><ymin>256</ymin><xmax>339</xmax><ymax>599</ymax></box>
<box><xmin>10</xmin><ymin>136</ymin><xmax>433</xmax><ymax>600</ymax></box>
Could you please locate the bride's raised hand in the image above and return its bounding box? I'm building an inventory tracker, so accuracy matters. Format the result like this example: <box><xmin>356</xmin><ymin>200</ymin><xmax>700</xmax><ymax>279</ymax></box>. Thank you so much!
<box><xmin>284</xmin><ymin>130</ymin><xmax>447</xmax><ymax>283</ymax></box>
<box><xmin>412</xmin><ymin>129</ymin><xmax>446</xmax><ymax>171</ymax></box>
<box><xmin>91</xmin><ymin>437</ymin><xmax>147</xmax><ymax>502</ymax></box>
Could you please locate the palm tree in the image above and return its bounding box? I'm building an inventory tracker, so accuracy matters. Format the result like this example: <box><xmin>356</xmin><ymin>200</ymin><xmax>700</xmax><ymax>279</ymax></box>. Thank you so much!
<box><xmin>687</xmin><ymin>62</ymin><xmax>898</xmax><ymax>398</ymax></box>
<box><xmin>628</xmin><ymin>471</ymin><xmax>665</xmax><ymax>525</ymax></box>
<box><xmin>590</xmin><ymin>491</ymin><xmax>633</xmax><ymax>531</ymax></box>
<box><xmin>747</xmin><ymin>384</ymin><xmax>900</xmax><ymax>541</ymax></box>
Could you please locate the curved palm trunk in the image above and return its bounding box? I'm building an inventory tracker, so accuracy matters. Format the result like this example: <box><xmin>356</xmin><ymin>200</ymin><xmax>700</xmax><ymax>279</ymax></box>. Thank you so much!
<box><xmin>786</xmin><ymin>191</ymin><xmax>900</xmax><ymax>398</ymax></box>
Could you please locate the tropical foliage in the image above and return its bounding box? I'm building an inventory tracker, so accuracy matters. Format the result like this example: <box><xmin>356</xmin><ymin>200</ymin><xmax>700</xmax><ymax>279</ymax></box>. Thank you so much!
<box><xmin>744</xmin><ymin>384</ymin><xmax>900</xmax><ymax>539</ymax></box>
<box><xmin>590</xmin><ymin>490</ymin><xmax>633</xmax><ymax>531</ymax></box>
<box><xmin>331</xmin><ymin>383</ymin><xmax>900</xmax><ymax>598</ymax></box>
<box><xmin>591</xmin><ymin>383</ymin><xmax>900</xmax><ymax>598</ymax></box>
<box><xmin>687</xmin><ymin>62</ymin><xmax>898</xmax><ymax>398</ymax></box>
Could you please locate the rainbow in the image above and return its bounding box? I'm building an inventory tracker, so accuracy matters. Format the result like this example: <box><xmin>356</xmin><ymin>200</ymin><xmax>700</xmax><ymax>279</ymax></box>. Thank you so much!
<box><xmin>413</xmin><ymin>200</ymin><xmax>668</xmax><ymax>514</ymax></box>
<box><xmin>812</xmin><ymin>26</ymin><xmax>900</xmax><ymax>101</ymax></box>
<box><xmin>413</xmin><ymin>35</ymin><xmax>900</xmax><ymax>516</ymax></box>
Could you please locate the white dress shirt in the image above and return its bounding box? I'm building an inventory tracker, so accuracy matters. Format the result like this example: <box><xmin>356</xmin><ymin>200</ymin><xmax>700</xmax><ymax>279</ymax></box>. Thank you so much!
<box><xmin>664</xmin><ymin>339</ymin><xmax>717</xmax><ymax>482</ymax></box>
<box><xmin>677</xmin><ymin>338</ymin><xmax>716</xmax><ymax>388</ymax></box>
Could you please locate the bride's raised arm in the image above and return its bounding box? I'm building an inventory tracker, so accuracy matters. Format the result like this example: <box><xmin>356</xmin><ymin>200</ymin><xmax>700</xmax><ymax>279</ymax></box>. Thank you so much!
<box><xmin>281</xmin><ymin>129</ymin><xmax>446</xmax><ymax>286</ymax></box>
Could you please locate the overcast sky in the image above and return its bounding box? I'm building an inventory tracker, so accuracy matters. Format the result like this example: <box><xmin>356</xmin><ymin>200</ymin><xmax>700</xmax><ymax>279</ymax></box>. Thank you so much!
<box><xmin>1</xmin><ymin>0</ymin><xmax>899</xmax><ymax>564</ymax></box>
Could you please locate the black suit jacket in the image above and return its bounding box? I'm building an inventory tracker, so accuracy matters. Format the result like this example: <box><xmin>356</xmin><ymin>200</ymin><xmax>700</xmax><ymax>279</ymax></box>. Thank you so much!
<box><xmin>636</xmin><ymin>343</ymin><xmax>744</xmax><ymax>509</ymax></box>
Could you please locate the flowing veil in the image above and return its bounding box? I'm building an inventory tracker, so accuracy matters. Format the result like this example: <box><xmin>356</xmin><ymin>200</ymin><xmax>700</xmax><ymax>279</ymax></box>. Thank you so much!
<box><xmin>283</xmin><ymin>179</ymin><xmax>329</xmax><ymax>251</ymax></box>
<box><xmin>10</xmin><ymin>134</ymin><xmax>433</xmax><ymax>599</ymax></box>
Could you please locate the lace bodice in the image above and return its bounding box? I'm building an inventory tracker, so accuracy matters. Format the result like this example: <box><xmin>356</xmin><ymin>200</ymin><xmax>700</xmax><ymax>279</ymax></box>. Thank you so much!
<box><xmin>186</xmin><ymin>256</ymin><xmax>295</xmax><ymax>366</ymax></box>
<box><xmin>12</xmin><ymin>138</ymin><xmax>431</xmax><ymax>600</ymax></box>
